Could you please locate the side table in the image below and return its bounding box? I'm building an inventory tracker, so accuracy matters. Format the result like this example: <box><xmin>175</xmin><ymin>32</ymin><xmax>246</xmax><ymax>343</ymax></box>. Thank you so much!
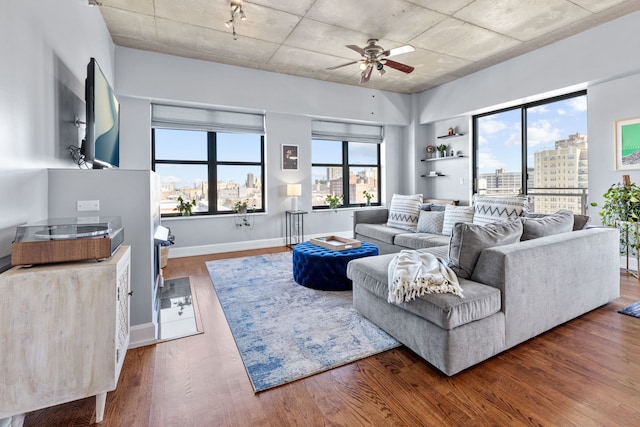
<box><xmin>285</xmin><ymin>210</ymin><xmax>308</xmax><ymax>248</ymax></box>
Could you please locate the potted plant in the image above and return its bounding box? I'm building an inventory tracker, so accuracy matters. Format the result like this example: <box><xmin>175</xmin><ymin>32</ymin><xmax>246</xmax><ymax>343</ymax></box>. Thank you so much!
<box><xmin>175</xmin><ymin>196</ymin><xmax>196</xmax><ymax>216</ymax></box>
<box><xmin>325</xmin><ymin>194</ymin><xmax>343</xmax><ymax>211</ymax></box>
<box><xmin>362</xmin><ymin>190</ymin><xmax>374</xmax><ymax>206</ymax></box>
<box><xmin>233</xmin><ymin>199</ymin><xmax>249</xmax><ymax>214</ymax></box>
<box><xmin>436</xmin><ymin>144</ymin><xmax>447</xmax><ymax>157</ymax></box>
<box><xmin>592</xmin><ymin>177</ymin><xmax>640</xmax><ymax>273</ymax></box>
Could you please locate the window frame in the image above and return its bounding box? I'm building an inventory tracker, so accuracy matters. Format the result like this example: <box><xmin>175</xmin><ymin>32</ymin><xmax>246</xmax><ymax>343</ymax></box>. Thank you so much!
<box><xmin>152</xmin><ymin>128</ymin><xmax>265</xmax><ymax>217</ymax></box>
<box><xmin>311</xmin><ymin>139</ymin><xmax>381</xmax><ymax>210</ymax></box>
<box><xmin>472</xmin><ymin>90</ymin><xmax>587</xmax><ymax>196</ymax></box>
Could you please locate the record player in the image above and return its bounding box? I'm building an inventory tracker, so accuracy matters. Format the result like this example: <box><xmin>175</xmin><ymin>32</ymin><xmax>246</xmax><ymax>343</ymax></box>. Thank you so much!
<box><xmin>11</xmin><ymin>216</ymin><xmax>124</xmax><ymax>266</ymax></box>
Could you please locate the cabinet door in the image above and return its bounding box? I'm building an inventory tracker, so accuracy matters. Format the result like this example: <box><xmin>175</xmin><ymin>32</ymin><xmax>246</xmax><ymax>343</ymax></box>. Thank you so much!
<box><xmin>115</xmin><ymin>248</ymin><xmax>131</xmax><ymax>376</ymax></box>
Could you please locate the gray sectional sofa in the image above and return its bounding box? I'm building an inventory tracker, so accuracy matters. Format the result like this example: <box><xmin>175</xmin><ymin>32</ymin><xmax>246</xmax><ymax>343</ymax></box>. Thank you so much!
<box><xmin>346</xmin><ymin>226</ymin><xmax>620</xmax><ymax>376</ymax></box>
<box><xmin>354</xmin><ymin>207</ymin><xmax>451</xmax><ymax>254</ymax></box>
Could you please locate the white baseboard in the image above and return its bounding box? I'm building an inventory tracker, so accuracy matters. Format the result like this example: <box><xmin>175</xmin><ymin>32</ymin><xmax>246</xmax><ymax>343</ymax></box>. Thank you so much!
<box><xmin>128</xmin><ymin>322</ymin><xmax>158</xmax><ymax>349</ymax></box>
<box><xmin>168</xmin><ymin>231</ymin><xmax>353</xmax><ymax>258</ymax></box>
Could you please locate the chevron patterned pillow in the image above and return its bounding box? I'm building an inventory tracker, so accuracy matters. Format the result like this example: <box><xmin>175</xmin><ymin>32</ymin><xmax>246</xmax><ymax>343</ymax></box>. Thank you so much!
<box><xmin>386</xmin><ymin>194</ymin><xmax>422</xmax><ymax>232</ymax></box>
<box><xmin>472</xmin><ymin>195</ymin><xmax>529</xmax><ymax>226</ymax></box>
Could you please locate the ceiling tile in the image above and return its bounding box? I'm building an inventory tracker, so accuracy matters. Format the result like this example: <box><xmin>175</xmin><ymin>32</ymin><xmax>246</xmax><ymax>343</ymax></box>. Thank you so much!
<box><xmin>306</xmin><ymin>0</ymin><xmax>446</xmax><ymax>43</ymax></box>
<box><xmin>100</xmin><ymin>6</ymin><xmax>157</xmax><ymax>44</ymax></box>
<box><xmin>571</xmin><ymin>0</ymin><xmax>630</xmax><ymax>13</ymax></box>
<box><xmin>100</xmin><ymin>0</ymin><xmax>154</xmax><ymax>15</ymax></box>
<box><xmin>454</xmin><ymin>0</ymin><xmax>592</xmax><ymax>41</ymax></box>
<box><xmin>155</xmin><ymin>0</ymin><xmax>301</xmax><ymax>43</ymax></box>
<box><xmin>155</xmin><ymin>18</ymin><xmax>279</xmax><ymax>64</ymax></box>
<box><xmin>411</xmin><ymin>18</ymin><xmax>521</xmax><ymax>62</ymax></box>
<box><xmin>407</xmin><ymin>0</ymin><xmax>475</xmax><ymax>15</ymax></box>
<box><xmin>248</xmin><ymin>0</ymin><xmax>316</xmax><ymax>17</ymax></box>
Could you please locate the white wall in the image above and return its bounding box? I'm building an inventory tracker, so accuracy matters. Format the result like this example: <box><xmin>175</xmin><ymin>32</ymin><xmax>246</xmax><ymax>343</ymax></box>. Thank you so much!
<box><xmin>415</xmin><ymin>11</ymin><xmax>640</xmax><ymax>215</ymax></box>
<box><xmin>115</xmin><ymin>47</ymin><xmax>414</xmax><ymax>254</ymax></box>
<box><xmin>0</xmin><ymin>0</ymin><xmax>114</xmax><ymax>259</ymax></box>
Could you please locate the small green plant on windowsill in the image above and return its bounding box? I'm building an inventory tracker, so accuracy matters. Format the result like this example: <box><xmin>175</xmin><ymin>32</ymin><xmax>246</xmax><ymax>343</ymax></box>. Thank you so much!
<box><xmin>325</xmin><ymin>194</ymin><xmax>343</xmax><ymax>211</ymax></box>
<box><xmin>363</xmin><ymin>190</ymin><xmax>374</xmax><ymax>206</ymax></box>
<box><xmin>175</xmin><ymin>196</ymin><xmax>196</xmax><ymax>216</ymax></box>
<box><xmin>233</xmin><ymin>199</ymin><xmax>249</xmax><ymax>214</ymax></box>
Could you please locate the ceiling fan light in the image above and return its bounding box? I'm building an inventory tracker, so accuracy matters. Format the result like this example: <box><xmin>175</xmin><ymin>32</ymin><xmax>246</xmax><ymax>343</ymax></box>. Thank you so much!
<box><xmin>378</xmin><ymin>68</ymin><xmax>386</xmax><ymax>76</ymax></box>
<box><xmin>240</xmin><ymin>9</ymin><xmax>246</xmax><ymax>20</ymax></box>
<box><xmin>225</xmin><ymin>19</ymin><xmax>233</xmax><ymax>28</ymax></box>
<box><xmin>359</xmin><ymin>62</ymin><xmax>368</xmax><ymax>71</ymax></box>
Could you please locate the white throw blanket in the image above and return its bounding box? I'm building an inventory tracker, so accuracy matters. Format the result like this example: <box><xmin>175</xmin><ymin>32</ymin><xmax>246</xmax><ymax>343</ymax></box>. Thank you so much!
<box><xmin>388</xmin><ymin>250</ymin><xmax>464</xmax><ymax>303</ymax></box>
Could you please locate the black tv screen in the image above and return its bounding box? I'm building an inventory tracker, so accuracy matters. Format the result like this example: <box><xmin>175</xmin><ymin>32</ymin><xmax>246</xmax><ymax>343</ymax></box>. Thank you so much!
<box><xmin>85</xmin><ymin>57</ymin><xmax>119</xmax><ymax>169</ymax></box>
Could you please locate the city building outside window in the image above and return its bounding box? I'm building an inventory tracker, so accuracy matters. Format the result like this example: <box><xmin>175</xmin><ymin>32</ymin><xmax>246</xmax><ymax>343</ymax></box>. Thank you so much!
<box><xmin>311</xmin><ymin>139</ymin><xmax>381</xmax><ymax>209</ymax></box>
<box><xmin>152</xmin><ymin>128</ymin><xmax>265</xmax><ymax>217</ymax></box>
<box><xmin>473</xmin><ymin>91</ymin><xmax>588</xmax><ymax>214</ymax></box>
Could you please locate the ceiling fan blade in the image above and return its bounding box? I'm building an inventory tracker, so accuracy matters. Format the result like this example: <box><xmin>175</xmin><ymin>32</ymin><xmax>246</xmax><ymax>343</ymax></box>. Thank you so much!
<box><xmin>384</xmin><ymin>59</ymin><xmax>415</xmax><ymax>74</ymax></box>
<box><xmin>346</xmin><ymin>44</ymin><xmax>366</xmax><ymax>56</ymax></box>
<box><xmin>384</xmin><ymin>45</ymin><xmax>415</xmax><ymax>58</ymax></box>
<box><xmin>359</xmin><ymin>65</ymin><xmax>373</xmax><ymax>84</ymax></box>
<box><xmin>327</xmin><ymin>60</ymin><xmax>358</xmax><ymax>70</ymax></box>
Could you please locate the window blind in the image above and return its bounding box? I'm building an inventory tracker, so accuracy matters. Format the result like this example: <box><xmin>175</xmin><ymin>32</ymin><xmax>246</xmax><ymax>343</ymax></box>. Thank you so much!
<box><xmin>312</xmin><ymin>120</ymin><xmax>383</xmax><ymax>143</ymax></box>
<box><xmin>152</xmin><ymin>104</ymin><xmax>264</xmax><ymax>134</ymax></box>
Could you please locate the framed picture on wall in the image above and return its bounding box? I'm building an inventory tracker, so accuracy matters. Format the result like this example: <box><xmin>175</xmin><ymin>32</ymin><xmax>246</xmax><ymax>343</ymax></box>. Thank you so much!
<box><xmin>616</xmin><ymin>117</ymin><xmax>640</xmax><ymax>170</ymax></box>
<box><xmin>282</xmin><ymin>144</ymin><xmax>298</xmax><ymax>170</ymax></box>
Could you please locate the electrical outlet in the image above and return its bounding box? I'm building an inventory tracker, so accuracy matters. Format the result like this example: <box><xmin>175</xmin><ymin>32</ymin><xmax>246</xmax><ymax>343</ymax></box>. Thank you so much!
<box><xmin>77</xmin><ymin>200</ymin><xmax>100</xmax><ymax>211</ymax></box>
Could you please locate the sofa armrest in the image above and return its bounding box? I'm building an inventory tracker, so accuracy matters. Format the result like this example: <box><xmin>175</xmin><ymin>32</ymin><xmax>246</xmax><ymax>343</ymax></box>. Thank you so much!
<box><xmin>353</xmin><ymin>208</ymin><xmax>388</xmax><ymax>237</ymax></box>
<box><xmin>471</xmin><ymin>228</ymin><xmax>620</xmax><ymax>348</ymax></box>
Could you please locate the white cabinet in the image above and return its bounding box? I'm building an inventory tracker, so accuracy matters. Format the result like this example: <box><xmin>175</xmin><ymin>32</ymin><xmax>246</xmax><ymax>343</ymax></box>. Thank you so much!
<box><xmin>0</xmin><ymin>245</ymin><xmax>131</xmax><ymax>425</ymax></box>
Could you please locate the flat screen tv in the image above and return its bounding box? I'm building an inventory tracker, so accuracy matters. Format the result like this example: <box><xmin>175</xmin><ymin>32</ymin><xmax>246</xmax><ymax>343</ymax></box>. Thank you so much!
<box><xmin>83</xmin><ymin>57</ymin><xmax>119</xmax><ymax>169</ymax></box>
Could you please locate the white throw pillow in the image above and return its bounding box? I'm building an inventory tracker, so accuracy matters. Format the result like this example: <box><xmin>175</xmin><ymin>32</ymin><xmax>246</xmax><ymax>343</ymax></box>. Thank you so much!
<box><xmin>417</xmin><ymin>210</ymin><xmax>445</xmax><ymax>234</ymax></box>
<box><xmin>386</xmin><ymin>194</ymin><xmax>422</xmax><ymax>232</ymax></box>
<box><xmin>441</xmin><ymin>205</ymin><xmax>475</xmax><ymax>236</ymax></box>
<box><xmin>472</xmin><ymin>194</ymin><xmax>529</xmax><ymax>226</ymax></box>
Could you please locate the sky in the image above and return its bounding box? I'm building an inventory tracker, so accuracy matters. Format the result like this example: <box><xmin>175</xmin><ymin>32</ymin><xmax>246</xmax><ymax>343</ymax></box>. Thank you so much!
<box><xmin>476</xmin><ymin>95</ymin><xmax>587</xmax><ymax>174</ymax></box>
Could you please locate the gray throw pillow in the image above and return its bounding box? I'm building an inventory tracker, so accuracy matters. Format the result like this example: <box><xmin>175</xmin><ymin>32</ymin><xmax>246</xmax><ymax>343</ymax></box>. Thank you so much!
<box><xmin>521</xmin><ymin>209</ymin><xmax>574</xmax><ymax>240</ymax></box>
<box><xmin>417</xmin><ymin>210</ymin><xmax>445</xmax><ymax>234</ymax></box>
<box><xmin>448</xmin><ymin>220</ymin><xmax>523</xmax><ymax>279</ymax></box>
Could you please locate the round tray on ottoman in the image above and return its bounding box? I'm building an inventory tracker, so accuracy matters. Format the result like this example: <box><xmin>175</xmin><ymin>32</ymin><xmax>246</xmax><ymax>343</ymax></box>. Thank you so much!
<box><xmin>292</xmin><ymin>241</ymin><xmax>378</xmax><ymax>290</ymax></box>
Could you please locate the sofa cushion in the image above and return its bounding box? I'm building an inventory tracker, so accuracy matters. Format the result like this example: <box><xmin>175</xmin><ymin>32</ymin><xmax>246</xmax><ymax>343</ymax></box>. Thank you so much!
<box><xmin>386</xmin><ymin>194</ymin><xmax>422</xmax><ymax>232</ymax></box>
<box><xmin>442</xmin><ymin>205</ymin><xmax>475</xmax><ymax>236</ymax></box>
<box><xmin>472</xmin><ymin>194</ymin><xmax>529</xmax><ymax>226</ymax></box>
<box><xmin>417</xmin><ymin>210</ymin><xmax>445</xmax><ymax>234</ymax></box>
<box><xmin>394</xmin><ymin>233</ymin><xmax>450</xmax><ymax>249</ymax></box>
<box><xmin>521</xmin><ymin>209</ymin><xmax>574</xmax><ymax>240</ymax></box>
<box><xmin>355</xmin><ymin>223</ymin><xmax>406</xmax><ymax>244</ymax></box>
<box><xmin>448</xmin><ymin>220</ymin><xmax>523</xmax><ymax>279</ymax></box>
<box><xmin>346</xmin><ymin>250</ymin><xmax>502</xmax><ymax>330</ymax></box>
<box><xmin>525</xmin><ymin>211</ymin><xmax>590</xmax><ymax>231</ymax></box>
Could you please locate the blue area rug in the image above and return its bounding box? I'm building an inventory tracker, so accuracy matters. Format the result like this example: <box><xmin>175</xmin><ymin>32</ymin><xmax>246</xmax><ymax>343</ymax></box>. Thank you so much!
<box><xmin>619</xmin><ymin>301</ymin><xmax>640</xmax><ymax>318</ymax></box>
<box><xmin>206</xmin><ymin>251</ymin><xmax>400</xmax><ymax>393</ymax></box>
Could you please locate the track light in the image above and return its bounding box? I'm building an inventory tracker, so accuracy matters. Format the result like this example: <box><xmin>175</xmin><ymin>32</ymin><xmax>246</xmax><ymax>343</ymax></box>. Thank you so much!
<box><xmin>225</xmin><ymin>0</ymin><xmax>247</xmax><ymax>39</ymax></box>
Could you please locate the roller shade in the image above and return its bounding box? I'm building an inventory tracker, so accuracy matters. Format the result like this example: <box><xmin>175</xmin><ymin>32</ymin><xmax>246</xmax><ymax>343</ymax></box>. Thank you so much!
<box><xmin>152</xmin><ymin>104</ymin><xmax>264</xmax><ymax>134</ymax></box>
<box><xmin>312</xmin><ymin>120</ymin><xmax>383</xmax><ymax>143</ymax></box>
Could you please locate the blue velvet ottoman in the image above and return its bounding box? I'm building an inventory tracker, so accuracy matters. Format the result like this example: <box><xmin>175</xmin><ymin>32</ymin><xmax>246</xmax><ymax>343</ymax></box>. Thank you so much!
<box><xmin>292</xmin><ymin>241</ymin><xmax>378</xmax><ymax>290</ymax></box>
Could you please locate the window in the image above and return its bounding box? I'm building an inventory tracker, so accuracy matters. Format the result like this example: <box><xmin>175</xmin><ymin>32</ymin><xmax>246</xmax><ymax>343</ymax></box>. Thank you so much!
<box><xmin>311</xmin><ymin>120</ymin><xmax>383</xmax><ymax>209</ymax></box>
<box><xmin>311</xmin><ymin>140</ymin><xmax>381</xmax><ymax>208</ymax></box>
<box><xmin>473</xmin><ymin>91</ymin><xmax>588</xmax><ymax>214</ymax></box>
<box><xmin>151</xmin><ymin>105</ymin><xmax>265</xmax><ymax>217</ymax></box>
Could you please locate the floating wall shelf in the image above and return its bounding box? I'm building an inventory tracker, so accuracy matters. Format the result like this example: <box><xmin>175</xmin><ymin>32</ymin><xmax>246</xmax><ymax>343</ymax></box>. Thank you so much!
<box><xmin>437</xmin><ymin>133</ymin><xmax>465</xmax><ymax>139</ymax></box>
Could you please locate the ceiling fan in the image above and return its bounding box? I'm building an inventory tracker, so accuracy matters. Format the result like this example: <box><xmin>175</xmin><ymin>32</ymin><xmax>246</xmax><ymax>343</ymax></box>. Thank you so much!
<box><xmin>327</xmin><ymin>39</ymin><xmax>415</xmax><ymax>84</ymax></box>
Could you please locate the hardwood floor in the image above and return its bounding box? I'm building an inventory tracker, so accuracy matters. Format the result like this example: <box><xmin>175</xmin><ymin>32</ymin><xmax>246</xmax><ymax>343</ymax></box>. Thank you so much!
<box><xmin>25</xmin><ymin>247</ymin><xmax>640</xmax><ymax>426</ymax></box>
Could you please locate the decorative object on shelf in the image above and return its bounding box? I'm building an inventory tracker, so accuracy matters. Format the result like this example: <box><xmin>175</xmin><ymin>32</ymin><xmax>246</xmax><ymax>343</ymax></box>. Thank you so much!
<box><xmin>282</xmin><ymin>144</ymin><xmax>298</xmax><ymax>170</ymax></box>
<box><xmin>325</xmin><ymin>194</ymin><xmax>343</xmax><ymax>211</ymax></box>
<box><xmin>436</xmin><ymin>144</ymin><xmax>447</xmax><ymax>157</ymax></box>
<box><xmin>426</xmin><ymin>145</ymin><xmax>435</xmax><ymax>159</ymax></box>
<box><xmin>429</xmin><ymin>171</ymin><xmax>438</xmax><ymax>176</ymax></box>
<box><xmin>448</xmin><ymin>127</ymin><xmax>455</xmax><ymax>135</ymax></box>
<box><xmin>363</xmin><ymin>190</ymin><xmax>374</xmax><ymax>206</ymax></box>
<box><xmin>175</xmin><ymin>196</ymin><xmax>196</xmax><ymax>216</ymax></box>
<box><xmin>233</xmin><ymin>199</ymin><xmax>255</xmax><ymax>229</ymax></box>
<box><xmin>286</xmin><ymin>183</ymin><xmax>302</xmax><ymax>211</ymax></box>
<box><xmin>592</xmin><ymin>174</ymin><xmax>640</xmax><ymax>278</ymax></box>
